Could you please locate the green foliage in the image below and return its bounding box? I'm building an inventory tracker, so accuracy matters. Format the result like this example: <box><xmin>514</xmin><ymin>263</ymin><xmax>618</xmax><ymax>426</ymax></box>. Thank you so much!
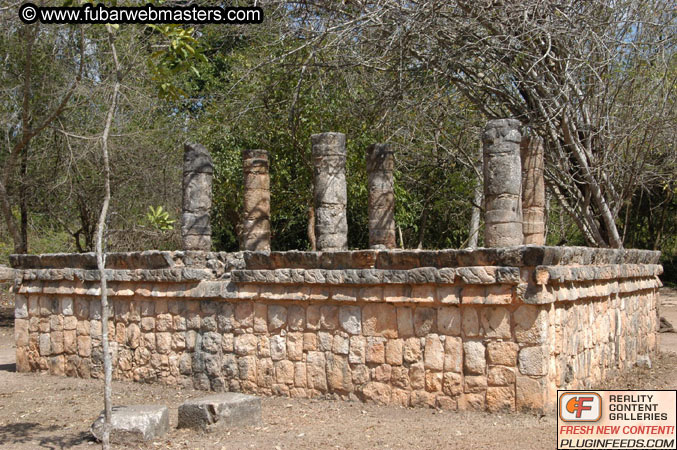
<box><xmin>1</xmin><ymin>3</ymin><xmax>674</xmax><ymax>256</ymax></box>
<box><xmin>145</xmin><ymin>206</ymin><xmax>175</xmax><ymax>231</ymax></box>
<box><xmin>0</xmin><ymin>226</ymin><xmax>75</xmax><ymax>265</ymax></box>
<box><xmin>176</xmin><ymin>21</ymin><xmax>485</xmax><ymax>251</ymax></box>
<box><xmin>148</xmin><ymin>25</ymin><xmax>208</xmax><ymax>100</ymax></box>
<box><xmin>544</xmin><ymin>203</ymin><xmax>587</xmax><ymax>247</ymax></box>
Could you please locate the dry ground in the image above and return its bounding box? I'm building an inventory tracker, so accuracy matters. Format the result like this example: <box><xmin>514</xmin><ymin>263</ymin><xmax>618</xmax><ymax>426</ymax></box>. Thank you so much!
<box><xmin>0</xmin><ymin>288</ymin><xmax>675</xmax><ymax>450</ymax></box>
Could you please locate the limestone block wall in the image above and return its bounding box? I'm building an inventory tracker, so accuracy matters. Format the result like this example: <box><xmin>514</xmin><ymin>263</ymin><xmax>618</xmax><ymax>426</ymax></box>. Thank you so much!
<box><xmin>10</xmin><ymin>247</ymin><xmax>662</xmax><ymax>412</ymax></box>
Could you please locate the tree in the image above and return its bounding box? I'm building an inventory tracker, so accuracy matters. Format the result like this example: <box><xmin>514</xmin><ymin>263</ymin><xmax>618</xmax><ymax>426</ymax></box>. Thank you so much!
<box><xmin>2</xmin><ymin>0</ymin><xmax>674</xmax><ymax>263</ymax></box>
<box><xmin>0</xmin><ymin>4</ymin><xmax>207</xmax><ymax>260</ymax></box>
<box><xmin>175</xmin><ymin>8</ymin><xmax>487</xmax><ymax>250</ymax></box>
<box><xmin>95</xmin><ymin>23</ymin><xmax>120</xmax><ymax>450</ymax></box>
<box><xmin>273</xmin><ymin>0</ymin><xmax>676</xmax><ymax>248</ymax></box>
<box><xmin>88</xmin><ymin>18</ymin><xmax>206</xmax><ymax>448</ymax></box>
<box><xmin>0</xmin><ymin>18</ymin><xmax>84</xmax><ymax>253</ymax></box>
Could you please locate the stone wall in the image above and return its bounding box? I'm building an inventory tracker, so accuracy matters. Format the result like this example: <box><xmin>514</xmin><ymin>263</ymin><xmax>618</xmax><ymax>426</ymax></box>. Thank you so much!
<box><xmin>10</xmin><ymin>247</ymin><xmax>662</xmax><ymax>412</ymax></box>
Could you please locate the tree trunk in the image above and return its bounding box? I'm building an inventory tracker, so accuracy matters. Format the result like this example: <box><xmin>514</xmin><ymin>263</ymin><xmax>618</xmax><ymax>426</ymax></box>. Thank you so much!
<box><xmin>416</xmin><ymin>206</ymin><xmax>428</xmax><ymax>249</ymax></box>
<box><xmin>561</xmin><ymin>116</ymin><xmax>623</xmax><ymax>248</ymax></box>
<box><xmin>307</xmin><ymin>204</ymin><xmax>316</xmax><ymax>251</ymax></box>
<box><xmin>0</xmin><ymin>25</ymin><xmax>82</xmax><ymax>255</ymax></box>
<box><xmin>0</xmin><ymin>182</ymin><xmax>24</xmax><ymax>254</ymax></box>
<box><xmin>543</xmin><ymin>191</ymin><xmax>551</xmax><ymax>244</ymax></box>
<box><xmin>468</xmin><ymin>182</ymin><xmax>482</xmax><ymax>248</ymax></box>
<box><xmin>19</xmin><ymin>146</ymin><xmax>28</xmax><ymax>254</ymax></box>
<box><xmin>468</xmin><ymin>142</ymin><xmax>483</xmax><ymax>248</ymax></box>
<box><xmin>96</xmin><ymin>26</ymin><xmax>120</xmax><ymax>450</ymax></box>
<box><xmin>653</xmin><ymin>188</ymin><xmax>672</xmax><ymax>250</ymax></box>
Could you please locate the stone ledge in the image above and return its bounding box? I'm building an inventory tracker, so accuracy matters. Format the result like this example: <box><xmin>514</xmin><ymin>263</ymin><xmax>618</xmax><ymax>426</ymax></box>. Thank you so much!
<box><xmin>15</xmin><ymin>280</ymin><xmax>516</xmax><ymax>305</ymax></box>
<box><xmin>10</xmin><ymin>251</ymin><xmax>245</xmax><ymax>271</ymax></box>
<box><xmin>20</xmin><ymin>268</ymin><xmax>216</xmax><ymax>282</ymax></box>
<box><xmin>15</xmin><ymin>273</ymin><xmax>660</xmax><ymax>306</ymax></box>
<box><xmin>231</xmin><ymin>267</ymin><xmax>521</xmax><ymax>286</ymax></box>
<box><xmin>549</xmin><ymin>277</ymin><xmax>662</xmax><ymax>302</ymax></box>
<box><xmin>535</xmin><ymin>264</ymin><xmax>663</xmax><ymax>285</ymax></box>
<box><xmin>243</xmin><ymin>247</ymin><xmax>660</xmax><ymax>269</ymax></box>
<box><xmin>523</xmin><ymin>276</ymin><xmax>662</xmax><ymax>304</ymax></box>
<box><xmin>10</xmin><ymin>246</ymin><xmax>661</xmax><ymax>271</ymax></box>
<box><xmin>0</xmin><ymin>266</ymin><xmax>15</xmax><ymax>282</ymax></box>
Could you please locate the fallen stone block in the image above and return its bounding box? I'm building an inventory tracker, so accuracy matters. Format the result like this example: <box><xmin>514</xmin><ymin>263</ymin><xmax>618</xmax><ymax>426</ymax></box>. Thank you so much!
<box><xmin>636</xmin><ymin>355</ymin><xmax>652</xmax><ymax>369</ymax></box>
<box><xmin>178</xmin><ymin>393</ymin><xmax>261</xmax><ymax>430</ymax></box>
<box><xmin>660</xmin><ymin>316</ymin><xmax>674</xmax><ymax>333</ymax></box>
<box><xmin>91</xmin><ymin>405</ymin><xmax>169</xmax><ymax>443</ymax></box>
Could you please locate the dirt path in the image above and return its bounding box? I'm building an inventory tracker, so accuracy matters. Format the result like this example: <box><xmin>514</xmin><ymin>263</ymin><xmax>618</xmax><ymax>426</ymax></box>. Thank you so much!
<box><xmin>0</xmin><ymin>327</ymin><xmax>14</xmax><ymax>371</ymax></box>
<box><xmin>659</xmin><ymin>287</ymin><xmax>677</xmax><ymax>353</ymax></box>
<box><xmin>0</xmin><ymin>365</ymin><xmax>557</xmax><ymax>450</ymax></box>
<box><xmin>0</xmin><ymin>289</ymin><xmax>675</xmax><ymax>449</ymax></box>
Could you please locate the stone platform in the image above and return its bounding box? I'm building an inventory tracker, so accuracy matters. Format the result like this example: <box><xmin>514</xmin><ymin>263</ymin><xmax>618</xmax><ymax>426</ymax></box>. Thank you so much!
<box><xmin>10</xmin><ymin>246</ymin><xmax>662</xmax><ymax>412</ymax></box>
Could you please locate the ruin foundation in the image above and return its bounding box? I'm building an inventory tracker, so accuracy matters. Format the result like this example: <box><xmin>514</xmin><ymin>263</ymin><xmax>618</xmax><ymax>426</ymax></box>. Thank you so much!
<box><xmin>11</xmin><ymin>247</ymin><xmax>662</xmax><ymax>412</ymax></box>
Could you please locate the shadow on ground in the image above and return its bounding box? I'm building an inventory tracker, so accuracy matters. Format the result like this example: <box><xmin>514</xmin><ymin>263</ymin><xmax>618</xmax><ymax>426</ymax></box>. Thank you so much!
<box><xmin>0</xmin><ymin>363</ymin><xmax>15</xmax><ymax>372</ymax></box>
<box><xmin>0</xmin><ymin>308</ymin><xmax>12</xmax><ymax>327</ymax></box>
<box><xmin>0</xmin><ymin>422</ymin><xmax>93</xmax><ymax>449</ymax></box>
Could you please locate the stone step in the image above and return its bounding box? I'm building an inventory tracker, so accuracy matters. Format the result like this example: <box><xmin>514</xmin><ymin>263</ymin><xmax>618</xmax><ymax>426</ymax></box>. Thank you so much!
<box><xmin>178</xmin><ymin>393</ymin><xmax>261</xmax><ymax>430</ymax></box>
<box><xmin>91</xmin><ymin>404</ymin><xmax>169</xmax><ymax>444</ymax></box>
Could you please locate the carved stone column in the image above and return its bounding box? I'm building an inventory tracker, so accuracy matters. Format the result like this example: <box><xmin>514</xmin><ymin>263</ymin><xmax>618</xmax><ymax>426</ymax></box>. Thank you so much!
<box><xmin>241</xmin><ymin>149</ymin><xmax>271</xmax><ymax>251</ymax></box>
<box><xmin>367</xmin><ymin>143</ymin><xmax>396</xmax><ymax>249</ymax></box>
<box><xmin>521</xmin><ymin>136</ymin><xmax>546</xmax><ymax>245</ymax></box>
<box><xmin>311</xmin><ymin>132</ymin><xmax>348</xmax><ymax>250</ymax></box>
<box><xmin>182</xmin><ymin>143</ymin><xmax>213</xmax><ymax>251</ymax></box>
<box><xmin>482</xmin><ymin>119</ymin><xmax>523</xmax><ymax>247</ymax></box>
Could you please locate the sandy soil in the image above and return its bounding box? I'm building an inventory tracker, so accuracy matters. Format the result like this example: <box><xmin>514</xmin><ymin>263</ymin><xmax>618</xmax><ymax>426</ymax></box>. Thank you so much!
<box><xmin>0</xmin><ymin>288</ymin><xmax>675</xmax><ymax>450</ymax></box>
<box><xmin>659</xmin><ymin>287</ymin><xmax>677</xmax><ymax>353</ymax></box>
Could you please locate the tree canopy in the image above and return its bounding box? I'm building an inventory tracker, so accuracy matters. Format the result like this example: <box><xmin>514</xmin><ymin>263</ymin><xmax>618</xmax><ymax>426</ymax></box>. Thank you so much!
<box><xmin>0</xmin><ymin>0</ymin><xmax>675</xmax><ymax>274</ymax></box>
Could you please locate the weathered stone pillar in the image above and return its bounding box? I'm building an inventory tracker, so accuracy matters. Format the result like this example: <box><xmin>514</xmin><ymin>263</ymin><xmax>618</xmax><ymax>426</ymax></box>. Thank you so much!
<box><xmin>241</xmin><ymin>149</ymin><xmax>271</xmax><ymax>251</ymax></box>
<box><xmin>521</xmin><ymin>136</ymin><xmax>546</xmax><ymax>245</ymax></box>
<box><xmin>367</xmin><ymin>143</ymin><xmax>396</xmax><ymax>249</ymax></box>
<box><xmin>182</xmin><ymin>143</ymin><xmax>213</xmax><ymax>251</ymax></box>
<box><xmin>482</xmin><ymin>119</ymin><xmax>523</xmax><ymax>247</ymax></box>
<box><xmin>311</xmin><ymin>132</ymin><xmax>348</xmax><ymax>250</ymax></box>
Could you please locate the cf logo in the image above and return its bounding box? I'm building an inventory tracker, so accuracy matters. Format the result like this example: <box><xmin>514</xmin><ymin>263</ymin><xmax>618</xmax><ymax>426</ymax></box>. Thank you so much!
<box><xmin>567</xmin><ymin>396</ymin><xmax>594</xmax><ymax>418</ymax></box>
<box><xmin>559</xmin><ymin>392</ymin><xmax>602</xmax><ymax>422</ymax></box>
